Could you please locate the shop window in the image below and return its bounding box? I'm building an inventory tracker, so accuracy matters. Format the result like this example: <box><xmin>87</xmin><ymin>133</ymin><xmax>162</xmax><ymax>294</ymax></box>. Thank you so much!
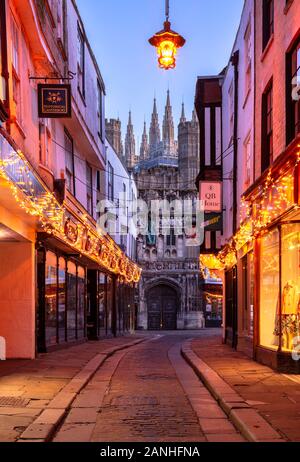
<box><xmin>58</xmin><ymin>257</ymin><xmax>66</xmax><ymax>343</ymax></box>
<box><xmin>242</xmin><ymin>255</ymin><xmax>248</xmax><ymax>332</ymax></box>
<box><xmin>67</xmin><ymin>262</ymin><xmax>77</xmax><ymax>341</ymax></box>
<box><xmin>107</xmin><ymin>276</ymin><xmax>113</xmax><ymax>334</ymax></box>
<box><xmin>279</xmin><ymin>224</ymin><xmax>300</xmax><ymax>352</ymax></box>
<box><xmin>77</xmin><ymin>266</ymin><xmax>85</xmax><ymax>339</ymax></box>
<box><xmin>45</xmin><ymin>252</ymin><xmax>57</xmax><ymax>346</ymax></box>
<box><xmin>286</xmin><ymin>37</ymin><xmax>300</xmax><ymax>144</ymax></box>
<box><xmin>205</xmin><ymin>296</ymin><xmax>222</xmax><ymax>323</ymax></box>
<box><xmin>259</xmin><ymin>228</ymin><xmax>279</xmax><ymax>350</ymax></box>
<box><xmin>249</xmin><ymin>252</ymin><xmax>254</xmax><ymax>336</ymax></box>
<box><xmin>98</xmin><ymin>273</ymin><xmax>107</xmax><ymax>337</ymax></box>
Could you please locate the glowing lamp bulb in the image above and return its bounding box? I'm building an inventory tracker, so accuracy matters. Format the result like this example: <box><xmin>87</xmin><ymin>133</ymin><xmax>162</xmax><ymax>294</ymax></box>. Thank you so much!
<box><xmin>157</xmin><ymin>40</ymin><xmax>177</xmax><ymax>69</ymax></box>
<box><xmin>149</xmin><ymin>21</ymin><xmax>185</xmax><ymax>71</ymax></box>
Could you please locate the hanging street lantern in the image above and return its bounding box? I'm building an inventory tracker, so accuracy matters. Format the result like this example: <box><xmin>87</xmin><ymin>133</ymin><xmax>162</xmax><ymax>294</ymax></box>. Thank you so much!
<box><xmin>149</xmin><ymin>0</ymin><xmax>186</xmax><ymax>70</ymax></box>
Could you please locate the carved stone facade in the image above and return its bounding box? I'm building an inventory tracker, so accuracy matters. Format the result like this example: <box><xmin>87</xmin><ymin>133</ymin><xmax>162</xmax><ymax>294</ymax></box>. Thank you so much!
<box><xmin>134</xmin><ymin>92</ymin><xmax>204</xmax><ymax>330</ymax></box>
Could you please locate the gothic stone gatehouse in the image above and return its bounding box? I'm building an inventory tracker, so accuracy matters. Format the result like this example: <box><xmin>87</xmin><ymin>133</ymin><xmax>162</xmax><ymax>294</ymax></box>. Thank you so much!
<box><xmin>134</xmin><ymin>92</ymin><xmax>203</xmax><ymax>330</ymax></box>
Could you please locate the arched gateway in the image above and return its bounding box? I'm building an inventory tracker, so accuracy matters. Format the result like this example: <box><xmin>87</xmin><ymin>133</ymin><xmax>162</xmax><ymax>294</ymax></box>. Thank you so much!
<box><xmin>147</xmin><ymin>284</ymin><xmax>179</xmax><ymax>330</ymax></box>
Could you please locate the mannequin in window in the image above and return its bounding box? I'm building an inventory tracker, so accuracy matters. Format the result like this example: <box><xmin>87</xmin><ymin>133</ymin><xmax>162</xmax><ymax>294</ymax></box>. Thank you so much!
<box><xmin>281</xmin><ymin>280</ymin><xmax>300</xmax><ymax>350</ymax></box>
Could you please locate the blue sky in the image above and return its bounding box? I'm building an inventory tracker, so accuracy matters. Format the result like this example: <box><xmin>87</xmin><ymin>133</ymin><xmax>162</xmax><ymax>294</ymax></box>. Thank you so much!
<box><xmin>76</xmin><ymin>0</ymin><xmax>244</xmax><ymax>146</ymax></box>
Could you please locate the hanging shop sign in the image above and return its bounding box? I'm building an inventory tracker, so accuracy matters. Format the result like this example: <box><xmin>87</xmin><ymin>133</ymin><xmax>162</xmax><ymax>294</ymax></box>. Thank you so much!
<box><xmin>38</xmin><ymin>84</ymin><xmax>72</xmax><ymax>118</ymax></box>
<box><xmin>199</xmin><ymin>181</ymin><xmax>222</xmax><ymax>213</ymax></box>
<box><xmin>201</xmin><ymin>212</ymin><xmax>223</xmax><ymax>232</ymax></box>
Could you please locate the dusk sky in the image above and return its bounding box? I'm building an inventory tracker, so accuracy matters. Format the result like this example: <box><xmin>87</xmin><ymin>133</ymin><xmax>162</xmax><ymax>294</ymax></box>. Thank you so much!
<box><xmin>77</xmin><ymin>0</ymin><xmax>244</xmax><ymax>146</ymax></box>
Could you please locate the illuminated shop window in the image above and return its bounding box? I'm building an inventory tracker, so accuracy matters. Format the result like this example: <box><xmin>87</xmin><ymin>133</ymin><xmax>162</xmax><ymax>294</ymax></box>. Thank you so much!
<box><xmin>279</xmin><ymin>224</ymin><xmax>300</xmax><ymax>353</ymax></box>
<box><xmin>259</xmin><ymin>228</ymin><xmax>279</xmax><ymax>350</ymax></box>
<box><xmin>45</xmin><ymin>251</ymin><xmax>58</xmax><ymax>347</ymax></box>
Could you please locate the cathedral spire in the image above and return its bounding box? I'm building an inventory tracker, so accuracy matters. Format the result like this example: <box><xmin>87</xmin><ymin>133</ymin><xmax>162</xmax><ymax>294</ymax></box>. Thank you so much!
<box><xmin>180</xmin><ymin>102</ymin><xmax>186</xmax><ymax>124</ymax></box>
<box><xmin>125</xmin><ymin>110</ymin><xmax>136</xmax><ymax>170</ymax></box>
<box><xmin>140</xmin><ymin>120</ymin><xmax>149</xmax><ymax>162</ymax></box>
<box><xmin>163</xmin><ymin>89</ymin><xmax>175</xmax><ymax>145</ymax></box>
<box><xmin>149</xmin><ymin>97</ymin><xmax>161</xmax><ymax>156</ymax></box>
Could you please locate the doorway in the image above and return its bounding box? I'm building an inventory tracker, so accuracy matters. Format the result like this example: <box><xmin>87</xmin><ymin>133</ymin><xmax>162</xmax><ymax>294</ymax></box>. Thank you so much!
<box><xmin>147</xmin><ymin>285</ymin><xmax>178</xmax><ymax>330</ymax></box>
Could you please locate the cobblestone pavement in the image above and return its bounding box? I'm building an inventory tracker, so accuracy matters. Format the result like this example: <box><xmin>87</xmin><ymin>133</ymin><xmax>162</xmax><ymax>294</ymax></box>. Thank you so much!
<box><xmin>192</xmin><ymin>334</ymin><xmax>300</xmax><ymax>442</ymax></box>
<box><xmin>0</xmin><ymin>336</ymin><xmax>141</xmax><ymax>442</ymax></box>
<box><xmin>90</xmin><ymin>335</ymin><xmax>206</xmax><ymax>442</ymax></box>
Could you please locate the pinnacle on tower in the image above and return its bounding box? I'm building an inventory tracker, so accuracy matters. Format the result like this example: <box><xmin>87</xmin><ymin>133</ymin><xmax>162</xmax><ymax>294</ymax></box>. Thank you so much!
<box><xmin>149</xmin><ymin>97</ymin><xmax>161</xmax><ymax>156</ymax></box>
<box><xmin>163</xmin><ymin>89</ymin><xmax>175</xmax><ymax>145</ymax></box>
<box><xmin>125</xmin><ymin>110</ymin><xmax>136</xmax><ymax>170</ymax></box>
<box><xmin>180</xmin><ymin>102</ymin><xmax>186</xmax><ymax>124</ymax></box>
<box><xmin>140</xmin><ymin>121</ymin><xmax>149</xmax><ymax>161</ymax></box>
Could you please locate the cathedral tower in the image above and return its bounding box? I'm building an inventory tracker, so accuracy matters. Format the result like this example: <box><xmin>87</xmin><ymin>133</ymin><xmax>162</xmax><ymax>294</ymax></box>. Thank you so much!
<box><xmin>105</xmin><ymin>118</ymin><xmax>123</xmax><ymax>158</ymax></box>
<box><xmin>178</xmin><ymin>109</ymin><xmax>200</xmax><ymax>187</ymax></box>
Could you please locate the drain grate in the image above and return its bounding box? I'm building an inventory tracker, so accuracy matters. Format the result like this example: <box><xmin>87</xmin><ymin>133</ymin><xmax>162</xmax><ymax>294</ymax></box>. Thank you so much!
<box><xmin>0</xmin><ymin>396</ymin><xmax>29</xmax><ymax>407</ymax></box>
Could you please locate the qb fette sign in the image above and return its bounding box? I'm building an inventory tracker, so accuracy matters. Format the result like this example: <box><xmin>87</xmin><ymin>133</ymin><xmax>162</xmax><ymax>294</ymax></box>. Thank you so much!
<box><xmin>38</xmin><ymin>83</ymin><xmax>72</xmax><ymax>118</ymax></box>
<box><xmin>199</xmin><ymin>181</ymin><xmax>222</xmax><ymax>213</ymax></box>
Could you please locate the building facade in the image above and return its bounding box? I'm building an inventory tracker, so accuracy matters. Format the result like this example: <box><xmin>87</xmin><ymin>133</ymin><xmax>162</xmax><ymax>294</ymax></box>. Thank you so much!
<box><xmin>0</xmin><ymin>0</ymin><xmax>140</xmax><ymax>358</ymax></box>
<box><xmin>103</xmin><ymin>140</ymin><xmax>138</xmax><ymax>332</ymax></box>
<box><xmin>198</xmin><ymin>0</ymin><xmax>300</xmax><ymax>372</ymax></box>
<box><xmin>195</xmin><ymin>75</ymin><xmax>224</xmax><ymax>329</ymax></box>
<box><xmin>134</xmin><ymin>92</ymin><xmax>204</xmax><ymax>330</ymax></box>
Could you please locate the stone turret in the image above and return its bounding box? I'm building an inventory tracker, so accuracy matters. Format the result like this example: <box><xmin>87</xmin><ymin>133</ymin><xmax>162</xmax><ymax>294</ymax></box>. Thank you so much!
<box><xmin>149</xmin><ymin>98</ymin><xmax>161</xmax><ymax>157</ymax></box>
<box><xmin>140</xmin><ymin>121</ymin><xmax>149</xmax><ymax>162</ymax></box>
<box><xmin>162</xmin><ymin>90</ymin><xmax>175</xmax><ymax>145</ymax></box>
<box><xmin>125</xmin><ymin>111</ymin><xmax>137</xmax><ymax>170</ymax></box>
<box><xmin>105</xmin><ymin>118</ymin><xmax>123</xmax><ymax>157</ymax></box>
<box><xmin>178</xmin><ymin>110</ymin><xmax>199</xmax><ymax>188</ymax></box>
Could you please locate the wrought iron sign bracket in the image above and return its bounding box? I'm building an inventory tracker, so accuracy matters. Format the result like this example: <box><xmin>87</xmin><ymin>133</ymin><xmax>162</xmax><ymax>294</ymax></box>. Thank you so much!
<box><xmin>29</xmin><ymin>71</ymin><xmax>76</xmax><ymax>82</ymax></box>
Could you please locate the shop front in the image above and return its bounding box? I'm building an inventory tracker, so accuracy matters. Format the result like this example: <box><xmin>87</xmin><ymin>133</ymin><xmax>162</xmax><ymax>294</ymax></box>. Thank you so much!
<box><xmin>200</xmin><ymin>141</ymin><xmax>300</xmax><ymax>372</ymax></box>
<box><xmin>245</xmin><ymin>142</ymin><xmax>300</xmax><ymax>372</ymax></box>
<box><xmin>256</xmin><ymin>219</ymin><xmax>300</xmax><ymax>372</ymax></box>
<box><xmin>0</xmin><ymin>131</ymin><xmax>141</xmax><ymax>358</ymax></box>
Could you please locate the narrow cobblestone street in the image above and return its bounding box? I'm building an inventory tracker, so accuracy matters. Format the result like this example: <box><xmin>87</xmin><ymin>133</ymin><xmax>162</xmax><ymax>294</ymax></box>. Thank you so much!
<box><xmin>53</xmin><ymin>332</ymin><xmax>244</xmax><ymax>443</ymax></box>
<box><xmin>0</xmin><ymin>331</ymin><xmax>300</xmax><ymax>442</ymax></box>
<box><xmin>91</xmin><ymin>335</ymin><xmax>206</xmax><ymax>442</ymax></box>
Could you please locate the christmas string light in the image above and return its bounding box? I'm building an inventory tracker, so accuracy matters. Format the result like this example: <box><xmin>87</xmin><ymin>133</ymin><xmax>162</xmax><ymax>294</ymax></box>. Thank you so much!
<box><xmin>200</xmin><ymin>147</ymin><xmax>300</xmax><ymax>275</ymax></box>
<box><xmin>0</xmin><ymin>145</ymin><xmax>141</xmax><ymax>284</ymax></box>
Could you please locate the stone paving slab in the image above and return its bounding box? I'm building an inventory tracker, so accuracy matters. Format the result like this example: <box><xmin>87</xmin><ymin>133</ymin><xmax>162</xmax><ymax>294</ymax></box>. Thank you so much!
<box><xmin>168</xmin><ymin>343</ymin><xmax>245</xmax><ymax>442</ymax></box>
<box><xmin>189</xmin><ymin>334</ymin><xmax>300</xmax><ymax>442</ymax></box>
<box><xmin>0</xmin><ymin>336</ymin><xmax>143</xmax><ymax>442</ymax></box>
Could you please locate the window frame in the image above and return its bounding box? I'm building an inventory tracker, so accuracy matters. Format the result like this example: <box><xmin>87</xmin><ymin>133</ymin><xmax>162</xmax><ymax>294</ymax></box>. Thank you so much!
<box><xmin>86</xmin><ymin>162</ymin><xmax>93</xmax><ymax>216</ymax></box>
<box><xmin>107</xmin><ymin>162</ymin><xmax>114</xmax><ymax>202</ymax></box>
<box><xmin>77</xmin><ymin>24</ymin><xmax>85</xmax><ymax>99</ymax></box>
<box><xmin>261</xmin><ymin>80</ymin><xmax>273</xmax><ymax>173</ymax></box>
<box><xmin>286</xmin><ymin>36</ymin><xmax>300</xmax><ymax>145</ymax></box>
<box><xmin>64</xmin><ymin>129</ymin><xmax>75</xmax><ymax>196</ymax></box>
<box><xmin>262</xmin><ymin>0</ymin><xmax>274</xmax><ymax>52</ymax></box>
<box><xmin>97</xmin><ymin>81</ymin><xmax>103</xmax><ymax>141</ymax></box>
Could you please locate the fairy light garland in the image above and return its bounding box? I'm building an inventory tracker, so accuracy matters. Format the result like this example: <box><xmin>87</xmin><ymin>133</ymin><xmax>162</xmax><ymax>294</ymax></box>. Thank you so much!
<box><xmin>200</xmin><ymin>148</ymin><xmax>300</xmax><ymax>275</ymax></box>
<box><xmin>0</xmin><ymin>145</ymin><xmax>141</xmax><ymax>284</ymax></box>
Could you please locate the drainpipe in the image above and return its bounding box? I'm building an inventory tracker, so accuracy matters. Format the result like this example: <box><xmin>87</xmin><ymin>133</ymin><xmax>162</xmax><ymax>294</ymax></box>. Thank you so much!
<box><xmin>230</xmin><ymin>50</ymin><xmax>239</xmax><ymax>235</ymax></box>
